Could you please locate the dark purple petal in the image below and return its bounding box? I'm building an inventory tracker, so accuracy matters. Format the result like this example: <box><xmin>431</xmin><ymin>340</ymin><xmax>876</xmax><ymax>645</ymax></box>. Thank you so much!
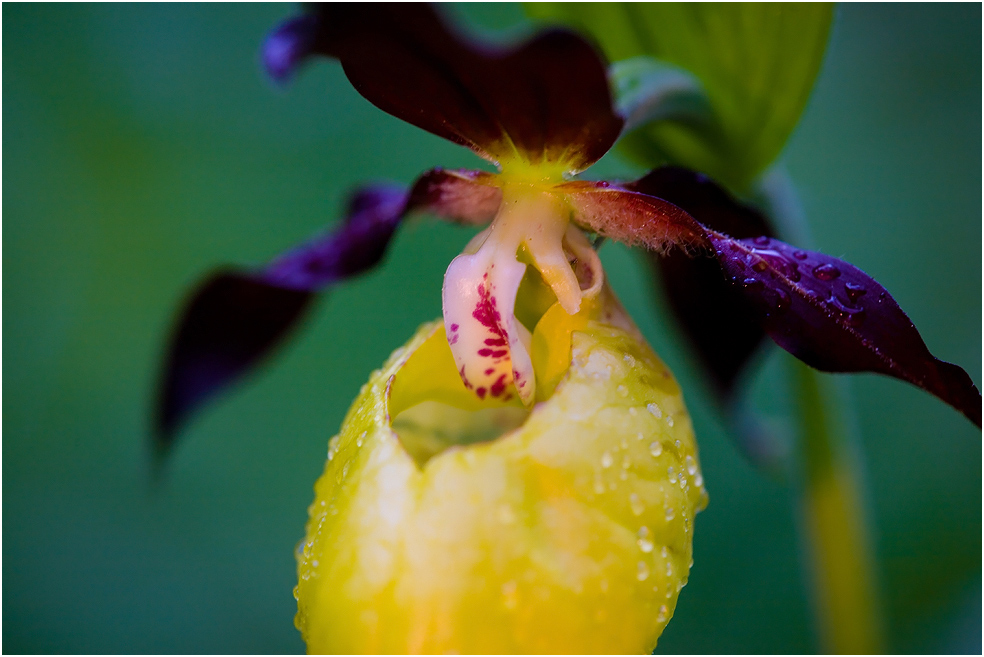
<box><xmin>156</xmin><ymin>272</ymin><xmax>315</xmax><ymax>445</ymax></box>
<box><xmin>627</xmin><ymin>167</ymin><xmax>774</xmax><ymax>396</ymax></box>
<box><xmin>708</xmin><ymin>232</ymin><xmax>982</xmax><ymax>428</ymax></box>
<box><xmin>263</xmin><ymin>13</ymin><xmax>323</xmax><ymax>82</ymax></box>
<box><xmin>156</xmin><ymin>171</ymin><xmax>504</xmax><ymax>446</ymax></box>
<box><xmin>263</xmin><ymin>184</ymin><xmax>407</xmax><ymax>289</ymax></box>
<box><xmin>156</xmin><ymin>184</ymin><xmax>407</xmax><ymax>446</ymax></box>
<box><xmin>264</xmin><ymin>4</ymin><xmax>623</xmax><ymax>171</ymax></box>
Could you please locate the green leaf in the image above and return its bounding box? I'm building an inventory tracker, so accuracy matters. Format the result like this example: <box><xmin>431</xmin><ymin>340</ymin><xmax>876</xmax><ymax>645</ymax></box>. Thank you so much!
<box><xmin>526</xmin><ymin>2</ymin><xmax>834</xmax><ymax>192</ymax></box>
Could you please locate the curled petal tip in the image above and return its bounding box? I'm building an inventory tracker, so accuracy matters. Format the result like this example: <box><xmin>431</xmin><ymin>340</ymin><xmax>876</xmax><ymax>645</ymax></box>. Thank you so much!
<box><xmin>262</xmin><ymin>14</ymin><xmax>322</xmax><ymax>83</ymax></box>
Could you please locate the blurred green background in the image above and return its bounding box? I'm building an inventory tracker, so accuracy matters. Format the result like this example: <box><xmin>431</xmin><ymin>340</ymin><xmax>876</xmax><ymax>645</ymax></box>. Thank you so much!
<box><xmin>3</xmin><ymin>3</ymin><xmax>980</xmax><ymax>654</ymax></box>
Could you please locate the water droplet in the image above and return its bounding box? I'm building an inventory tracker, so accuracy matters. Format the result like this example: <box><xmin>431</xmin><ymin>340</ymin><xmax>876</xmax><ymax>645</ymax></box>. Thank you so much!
<box><xmin>674</xmin><ymin>439</ymin><xmax>681</xmax><ymax>450</ymax></box>
<box><xmin>293</xmin><ymin>585</ymin><xmax>300</xmax><ymax>600</ymax></box>
<box><xmin>679</xmin><ymin>476</ymin><xmax>687</xmax><ymax>488</ymax></box>
<box><xmin>844</xmin><ymin>282</ymin><xmax>867</xmax><ymax>302</ymax></box>
<box><xmin>637</xmin><ymin>526</ymin><xmax>654</xmax><ymax>552</ymax></box>
<box><xmin>621</xmin><ymin>456</ymin><xmax>632</xmax><ymax>470</ymax></box>
<box><xmin>793</xmin><ymin>249</ymin><xmax>808</xmax><ymax>260</ymax></box>
<box><xmin>656</xmin><ymin>604</ymin><xmax>669</xmax><ymax>623</ymax></box>
<box><xmin>311</xmin><ymin>559</ymin><xmax>319</xmax><ymax>567</ymax></box>
<box><xmin>666</xmin><ymin>562</ymin><xmax>674</xmax><ymax>577</ymax></box>
<box><xmin>685</xmin><ymin>455</ymin><xmax>697</xmax><ymax>475</ymax></box>
<box><xmin>813</xmin><ymin>263</ymin><xmax>841</xmax><ymax>280</ymax></box>
<box><xmin>694</xmin><ymin>472</ymin><xmax>704</xmax><ymax>487</ymax></box>
<box><xmin>666</xmin><ymin>416</ymin><xmax>674</xmax><ymax>427</ymax></box>
<box><xmin>636</xmin><ymin>431</ymin><xmax>645</xmax><ymax>441</ymax></box>
<box><xmin>628</xmin><ymin>406</ymin><xmax>638</xmax><ymax>416</ymax></box>
<box><xmin>742</xmin><ymin>277</ymin><xmax>763</xmax><ymax>289</ymax></box>
<box><xmin>661</xmin><ymin>546</ymin><xmax>669</xmax><ymax>559</ymax></box>
<box><xmin>616</xmin><ymin>384</ymin><xmax>628</xmax><ymax>397</ymax></box>
<box><xmin>668</xmin><ymin>467</ymin><xmax>677</xmax><ymax>484</ymax></box>
<box><xmin>827</xmin><ymin>294</ymin><xmax>866</xmax><ymax>327</ymax></box>
<box><xmin>649</xmin><ymin>442</ymin><xmax>663</xmax><ymax>457</ymax></box>
<box><xmin>593</xmin><ymin>474</ymin><xmax>605</xmax><ymax>495</ymax></box>
<box><xmin>356</xmin><ymin>430</ymin><xmax>366</xmax><ymax>448</ymax></box>
<box><xmin>636</xmin><ymin>561</ymin><xmax>650</xmax><ymax>581</ymax></box>
<box><xmin>623</xmin><ymin>354</ymin><xmax>637</xmax><ymax>367</ymax></box>
<box><xmin>753</xmin><ymin>236</ymin><xmax>770</xmax><ymax>246</ymax></box>
<box><xmin>665</xmin><ymin>507</ymin><xmax>675</xmax><ymax>521</ymax></box>
<box><xmin>619</xmin><ymin>470</ymin><xmax>628</xmax><ymax>481</ymax></box>
<box><xmin>501</xmin><ymin>580</ymin><xmax>518</xmax><ymax>610</ymax></box>
<box><xmin>647</xmin><ymin>402</ymin><xmax>662</xmax><ymax>418</ymax></box>
<box><xmin>601</xmin><ymin>451</ymin><xmax>614</xmax><ymax>468</ymax></box>
<box><xmin>751</xmin><ymin>257</ymin><xmax>768</xmax><ymax>272</ymax></box>
<box><xmin>629</xmin><ymin>493</ymin><xmax>645</xmax><ymax>516</ymax></box>
<box><xmin>786</xmin><ymin>263</ymin><xmax>802</xmax><ymax>282</ymax></box>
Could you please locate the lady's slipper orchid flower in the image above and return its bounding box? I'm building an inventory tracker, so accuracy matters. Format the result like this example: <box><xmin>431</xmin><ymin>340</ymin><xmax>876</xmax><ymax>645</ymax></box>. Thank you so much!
<box><xmin>155</xmin><ymin>3</ymin><xmax>981</xmax><ymax>654</ymax></box>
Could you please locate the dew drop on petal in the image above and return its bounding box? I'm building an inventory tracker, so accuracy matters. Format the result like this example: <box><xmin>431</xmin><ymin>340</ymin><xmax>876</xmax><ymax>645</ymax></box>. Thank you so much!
<box><xmin>668</xmin><ymin>467</ymin><xmax>677</xmax><ymax>484</ymax></box>
<box><xmin>637</xmin><ymin>561</ymin><xmax>650</xmax><ymax>581</ymax></box>
<box><xmin>637</xmin><ymin>526</ymin><xmax>654</xmax><ymax>553</ymax></box>
<box><xmin>593</xmin><ymin>474</ymin><xmax>605</xmax><ymax>495</ymax></box>
<box><xmin>601</xmin><ymin>451</ymin><xmax>614</xmax><ymax>468</ymax></box>
<box><xmin>666</xmin><ymin>416</ymin><xmax>674</xmax><ymax>427</ymax></box>
<box><xmin>844</xmin><ymin>281</ymin><xmax>867</xmax><ymax>302</ymax></box>
<box><xmin>813</xmin><ymin>263</ymin><xmax>841</xmax><ymax>280</ymax></box>
<box><xmin>647</xmin><ymin>402</ymin><xmax>662</xmax><ymax>418</ymax></box>
<box><xmin>629</xmin><ymin>492</ymin><xmax>645</xmax><ymax>516</ymax></box>
<box><xmin>665</xmin><ymin>507</ymin><xmax>675</xmax><ymax>521</ymax></box>
<box><xmin>617</xmin><ymin>384</ymin><xmax>628</xmax><ymax>397</ymax></box>
<box><xmin>649</xmin><ymin>442</ymin><xmax>663</xmax><ymax>457</ymax></box>
<box><xmin>656</xmin><ymin>604</ymin><xmax>669</xmax><ymax>623</ymax></box>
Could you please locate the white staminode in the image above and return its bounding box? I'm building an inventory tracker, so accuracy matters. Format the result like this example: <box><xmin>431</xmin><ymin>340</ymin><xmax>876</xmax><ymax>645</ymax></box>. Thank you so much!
<box><xmin>442</xmin><ymin>183</ymin><xmax>602</xmax><ymax>405</ymax></box>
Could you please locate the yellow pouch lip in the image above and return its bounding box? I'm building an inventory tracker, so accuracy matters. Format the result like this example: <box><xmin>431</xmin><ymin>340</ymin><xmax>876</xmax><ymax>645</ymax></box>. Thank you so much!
<box><xmin>297</xmin><ymin>300</ymin><xmax>708</xmax><ymax>653</ymax></box>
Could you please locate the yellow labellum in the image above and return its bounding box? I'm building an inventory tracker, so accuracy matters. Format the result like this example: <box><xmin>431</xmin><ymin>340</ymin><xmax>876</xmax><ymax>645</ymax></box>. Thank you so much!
<box><xmin>295</xmin><ymin>294</ymin><xmax>707</xmax><ymax>654</ymax></box>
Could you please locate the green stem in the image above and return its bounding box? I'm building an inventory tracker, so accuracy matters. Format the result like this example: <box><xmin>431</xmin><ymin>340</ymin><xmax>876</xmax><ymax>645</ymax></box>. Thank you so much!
<box><xmin>791</xmin><ymin>360</ymin><xmax>884</xmax><ymax>654</ymax></box>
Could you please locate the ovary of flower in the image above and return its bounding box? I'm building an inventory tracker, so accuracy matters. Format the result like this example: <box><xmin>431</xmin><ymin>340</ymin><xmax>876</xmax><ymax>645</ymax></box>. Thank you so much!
<box><xmin>442</xmin><ymin>178</ymin><xmax>601</xmax><ymax>406</ymax></box>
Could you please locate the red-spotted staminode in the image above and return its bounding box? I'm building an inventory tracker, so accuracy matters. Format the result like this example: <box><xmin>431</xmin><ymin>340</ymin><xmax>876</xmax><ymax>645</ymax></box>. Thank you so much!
<box><xmin>154</xmin><ymin>4</ymin><xmax>981</xmax><ymax>653</ymax></box>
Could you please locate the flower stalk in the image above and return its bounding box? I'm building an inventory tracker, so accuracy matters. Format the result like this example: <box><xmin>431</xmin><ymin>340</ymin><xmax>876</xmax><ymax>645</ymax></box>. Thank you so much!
<box><xmin>793</xmin><ymin>361</ymin><xmax>885</xmax><ymax>654</ymax></box>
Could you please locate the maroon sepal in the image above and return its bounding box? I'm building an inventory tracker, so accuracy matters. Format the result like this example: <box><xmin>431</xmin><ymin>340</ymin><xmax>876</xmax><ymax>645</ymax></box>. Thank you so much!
<box><xmin>263</xmin><ymin>4</ymin><xmax>623</xmax><ymax>170</ymax></box>
<box><xmin>707</xmin><ymin>232</ymin><xmax>982</xmax><ymax>428</ymax></box>
<box><xmin>627</xmin><ymin>167</ymin><xmax>774</xmax><ymax>397</ymax></box>
<box><xmin>155</xmin><ymin>170</ymin><xmax>505</xmax><ymax>447</ymax></box>
<box><xmin>155</xmin><ymin>184</ymin><xmax>407</xmax><ymax>447</ymax></box>
<box><xmin>155</xmin><ymin>272</ymin><xmax>315</xmax><ymax>448</ymax></box>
